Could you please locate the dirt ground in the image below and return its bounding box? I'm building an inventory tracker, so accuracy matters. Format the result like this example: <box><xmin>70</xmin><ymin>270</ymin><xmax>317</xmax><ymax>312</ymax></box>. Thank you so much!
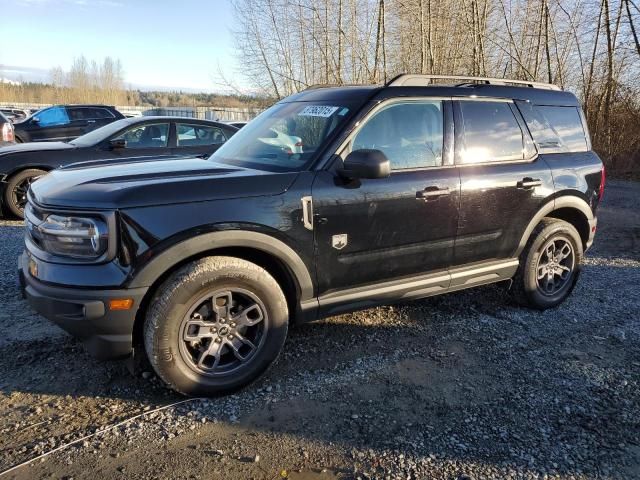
<box><xmin>0</xmin><ymin>180</ymin><xmax>638</xmax><ymax>480</ymax></box>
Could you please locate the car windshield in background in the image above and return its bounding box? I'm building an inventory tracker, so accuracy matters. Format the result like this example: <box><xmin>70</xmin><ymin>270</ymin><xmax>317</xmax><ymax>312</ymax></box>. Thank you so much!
<box><xmin>69</xmin><ymin>119</ymin><xmax>130</xmax><ymax>147</ymax></box>
<box><xmin>210</xmin><ymin>101</ymin><xmax>354</xmax><ymax>172</ymax></box>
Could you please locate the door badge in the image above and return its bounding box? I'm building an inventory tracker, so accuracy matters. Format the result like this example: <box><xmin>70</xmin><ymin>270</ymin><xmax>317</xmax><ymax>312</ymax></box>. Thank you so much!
<box><xmin>332</xmin><ymin>234</ymin><xmax>348</xmax><ymax>250</ymax></box>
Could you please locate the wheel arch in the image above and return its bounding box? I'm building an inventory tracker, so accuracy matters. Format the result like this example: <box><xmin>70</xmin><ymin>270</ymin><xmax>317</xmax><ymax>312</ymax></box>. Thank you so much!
<box><xmin>6</xmin><ymin>165</ymin><xmax>54</xmax><ymax>179</ymax></box>
<box><xmin>129</xmin><ymin>230</ymin><xmax>317</xmax><ymax>349</ymax></box>
<box><xmin>516</xmin><ymin>195</ymin><xmax>594</xmax><ymax>256</ymax></box>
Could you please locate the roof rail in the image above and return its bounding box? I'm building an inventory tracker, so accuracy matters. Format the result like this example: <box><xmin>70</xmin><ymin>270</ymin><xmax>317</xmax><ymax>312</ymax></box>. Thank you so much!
<box><xmin>386</xmin><ymin>74</ymin><xmax>561</xmax><ymax>91</ymax></box>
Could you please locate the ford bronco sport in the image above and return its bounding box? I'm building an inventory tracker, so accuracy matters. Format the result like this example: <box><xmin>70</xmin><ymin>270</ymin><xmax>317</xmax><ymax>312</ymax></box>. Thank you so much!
<box><xmin>18</xmin><ymin>75</ymin><xmax>605</xmax><ymax>396</ymax></box>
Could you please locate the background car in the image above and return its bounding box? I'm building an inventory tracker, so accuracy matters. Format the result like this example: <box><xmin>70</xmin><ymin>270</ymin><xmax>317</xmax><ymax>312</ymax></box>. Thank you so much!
<box><xmin>0</xmin><ymin>116</ymin><xmax>237</xmax><ymax>218</ymax></box>
<box><xmin>12</xmin><ymin>104</ymin><xmax>125</xmax><ymax>143</ymax></box>
<box><xmin>0</xmin><ymin>112</ymin><xmax>15</xmax><ymax>147</ymax></box>
<box><xmin>0</xmin><ymin>107</ymin><xmax>30</xmax><ymax>123</ymax></box>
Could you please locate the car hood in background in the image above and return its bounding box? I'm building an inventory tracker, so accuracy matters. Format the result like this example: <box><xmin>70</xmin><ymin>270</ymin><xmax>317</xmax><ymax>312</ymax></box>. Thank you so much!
<box><xmin>0</xmin><ymin>141</ymin><xmax>75</xmax><ymax>156</ymax></box>
<box><xmin>30</xmin><ymin>157</ymin><xmax>297</xmax><ymax>210</ymax></box>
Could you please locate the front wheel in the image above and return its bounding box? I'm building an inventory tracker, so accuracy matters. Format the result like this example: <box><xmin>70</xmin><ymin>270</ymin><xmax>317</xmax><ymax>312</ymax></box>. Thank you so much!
<box><xmin>512</xmin><ymin>218</ymin><xmax>583</xmax><ymax>309</ymax></box>
<box><xmin>144</xmin><ymin>256</ymin><xmax>289</xmax><ymax>396</ymax></box>
<box><xmin>4</xmin><ymin>169</ymin><xmax>47</xmax><ymax>218</ymax></box>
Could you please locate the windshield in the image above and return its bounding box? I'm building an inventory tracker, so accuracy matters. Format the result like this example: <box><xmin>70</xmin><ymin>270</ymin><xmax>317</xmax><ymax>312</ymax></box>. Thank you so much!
<box><xmin>210</xmin><ymin>101</ymin><xmax>355</xmax><ymax>172</ymax></box>
<box><xmin>69</xmin><ymin>119</ymin><xmax>130</xmax><ymax>146</ymax></box>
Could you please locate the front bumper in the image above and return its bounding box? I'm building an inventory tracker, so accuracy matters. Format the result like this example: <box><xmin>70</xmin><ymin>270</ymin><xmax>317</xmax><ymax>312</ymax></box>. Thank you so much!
<box><xmin>18</xmin><ymin>252</ymin><xmax>148</xmax><ymax>360</ymax></box>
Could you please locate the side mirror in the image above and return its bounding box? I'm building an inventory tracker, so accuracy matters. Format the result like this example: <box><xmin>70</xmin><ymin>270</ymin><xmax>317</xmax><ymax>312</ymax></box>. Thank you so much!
<box><xmin>340</xmin><ymin>149</ymin><xmax>390</xmax><ymax>179</ymax></box>
<box><xmin>31</xmin><ymin>117</ymin><xmax>40</xmax><ymax>124</ymax></box>
<box><xmin>109</xmin><ymin>138</ymin><xmax>127</xmax><ymax>149</ymax></box>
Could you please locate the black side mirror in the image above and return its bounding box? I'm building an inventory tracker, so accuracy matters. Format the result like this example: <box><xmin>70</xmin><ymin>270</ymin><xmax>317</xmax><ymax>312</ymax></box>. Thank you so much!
<box><xmin>109</xmin><ymin>139</ymin><xmax>127</xmax><ymax>149</ymax></box>
<box><xmin>31</xmin><ymin>117</ymin><xmax>40</xmax><ymax>124</ymax></box>
<box><xmin>339</xmin><ymin>149</ymin><xmax>390</xmax><ymax>179</ymax></box>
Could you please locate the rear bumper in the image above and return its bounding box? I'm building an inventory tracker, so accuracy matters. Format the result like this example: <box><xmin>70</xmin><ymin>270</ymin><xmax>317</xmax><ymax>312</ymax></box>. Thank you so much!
<box><xmin>18</xmin><ymin>252</ymin><xmax>147</xmax><ymax>360</ymax></box>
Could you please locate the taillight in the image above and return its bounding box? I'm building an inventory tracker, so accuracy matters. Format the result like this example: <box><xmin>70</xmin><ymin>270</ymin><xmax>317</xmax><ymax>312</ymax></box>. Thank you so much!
<box><xmin>1</xmin><ymin>122</ymin><xmax>14</xmax><ymax>142</ymax></box>
<box><xmin>599</xmin><ymin>166</ymin><xmax>606</xmax><ymax>200</ymax></box>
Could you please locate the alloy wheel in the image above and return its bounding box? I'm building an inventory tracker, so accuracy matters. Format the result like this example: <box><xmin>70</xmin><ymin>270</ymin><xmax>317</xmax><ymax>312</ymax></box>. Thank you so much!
<box><xmin>535</xmin><ymin>236</ymin><xmax>575</xmax><ymax>296</ymax></box>
<box><xmin>178</xmin><ymin>288</ymin><xmax>268</xmax><ymax>377</ymax></box>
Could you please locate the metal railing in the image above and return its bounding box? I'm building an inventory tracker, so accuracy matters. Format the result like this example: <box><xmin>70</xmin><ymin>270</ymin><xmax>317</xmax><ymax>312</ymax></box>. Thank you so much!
<box><xmin>0</xmin><ymin>102</ymin><xmax>263</xmax><ymax>122</ymax></box>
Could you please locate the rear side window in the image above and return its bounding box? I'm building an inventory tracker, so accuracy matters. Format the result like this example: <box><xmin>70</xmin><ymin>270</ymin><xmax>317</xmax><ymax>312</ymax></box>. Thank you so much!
<box><xmin>458</xmin><ymin>101</ymin><xmax>525</xmax><ymax>163</ymax></box>
<box><xmin>177</xmin><ymin>123</ymin><xmax>227</xmax><ymax>146</ymax></box>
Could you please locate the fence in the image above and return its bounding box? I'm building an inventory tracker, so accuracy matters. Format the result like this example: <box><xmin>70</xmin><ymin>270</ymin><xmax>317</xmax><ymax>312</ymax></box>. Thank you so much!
<box><xmin>0</xmin><ymin>102</ymin><xmax>263</xmax><ymax>122</ymax></box>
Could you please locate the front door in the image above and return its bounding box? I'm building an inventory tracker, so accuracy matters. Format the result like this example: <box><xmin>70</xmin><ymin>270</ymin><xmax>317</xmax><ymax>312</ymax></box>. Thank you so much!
<box><xmin>30</xmin><ymin>106</ymin><xmax>72</xmax><ymax>141</ymax></box>
<box><xmin>102</xmin><ymin>122</ymin><xmax>174</xmax><ymax>160</ymax></box>
<box><xmin>313</xmin><ymin>99</ymin><xmax>459</xmax><ymax>300</ymax></box>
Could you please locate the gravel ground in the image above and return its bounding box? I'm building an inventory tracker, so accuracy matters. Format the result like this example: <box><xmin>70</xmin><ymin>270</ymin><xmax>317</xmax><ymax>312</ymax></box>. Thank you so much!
<box><xmin>0</xmin><ymin>180</ymin><xmax>638</xmax><ymax>480</ymax></box>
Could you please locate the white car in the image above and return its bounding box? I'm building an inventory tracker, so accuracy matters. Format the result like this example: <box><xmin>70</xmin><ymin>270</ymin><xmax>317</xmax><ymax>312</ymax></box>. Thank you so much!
<box><xmin>257</xmin><ymin>128</ymin><xmax>303</xmax><ymax>154</ymax></box>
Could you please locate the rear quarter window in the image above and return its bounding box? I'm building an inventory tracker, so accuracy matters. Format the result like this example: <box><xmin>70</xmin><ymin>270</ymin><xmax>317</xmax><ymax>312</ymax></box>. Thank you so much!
<box><xmin>517</xmin><ymin>103</ymin><xmax>589</xmax><ymax>153</ymax></box>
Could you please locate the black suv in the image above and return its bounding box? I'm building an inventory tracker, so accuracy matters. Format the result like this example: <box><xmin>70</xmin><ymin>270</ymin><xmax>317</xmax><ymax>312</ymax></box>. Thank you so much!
<box><xmin>18</xmin><ymin>75</ymin><xmax>605</xmax><ymax>396</ymax></box>
<box><xmin>13</xmin><ymin>105</ymin><xmax>124</xmax><ymax>143</ymax></box>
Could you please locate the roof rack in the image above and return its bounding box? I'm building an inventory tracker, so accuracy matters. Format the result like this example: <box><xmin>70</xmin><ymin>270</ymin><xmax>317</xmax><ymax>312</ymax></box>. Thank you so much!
<box><xmin>387</xmin><ymin>74</ymin><xmax>561</xmax><ymax>91</ymax></box>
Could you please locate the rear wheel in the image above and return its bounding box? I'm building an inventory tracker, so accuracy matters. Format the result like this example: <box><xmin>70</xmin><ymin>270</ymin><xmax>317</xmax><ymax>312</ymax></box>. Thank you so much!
<box><xmin>4</xmin><ymin>169</ymin><xmax>47</xmax><ymax>218</ymax></box>
<box><xmin>512</xmin><ymin>218</ymin><xmax>583</xmax><ymax>309</ymax></box>
<box><xmin>144</xmin><ymin>256</ymin><xmax>289</xmax><ymax>396</ymax></box>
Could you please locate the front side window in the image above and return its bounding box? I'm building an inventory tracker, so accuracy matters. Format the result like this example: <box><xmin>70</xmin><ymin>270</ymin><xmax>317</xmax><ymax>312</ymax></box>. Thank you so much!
<box><xmin>112</xmin><ymin>123</ymin><xmax>169</xmax><ymax>148</ymax></box>
<box><xmin>211</xmin><ymin>101</ymin><xmax>355</xmax><ymax>172</ymax></box>
<box><xmin>177</xmin><ymin>124</ymin><xmax>226</xmax><ymax>146</ymax></box>
<box><xmin>352</xmin><ymin>100</ymin><xmax>444</xmax><ymax>169</ymax></box>
<box><xmin>459</xmin><ymin>101</ymin><xmax>524</xmax><ymax>163</ymax></box>
<box><xmin>36</xmin><ymin>106</ymin><xmax>70</xmax><ymax>127</ymax></box>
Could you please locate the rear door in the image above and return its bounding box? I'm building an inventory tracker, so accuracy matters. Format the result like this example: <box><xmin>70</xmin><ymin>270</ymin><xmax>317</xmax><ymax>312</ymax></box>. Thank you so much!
<box><xmin>85</xmin><ymin>107</ymin><xmax>117</xmax><ymax>131</ymax></box>
<box><xmin>66</xmin><ymin>107</ymin><xmax>91</xmax><ymax>139</ymax></box>
<box><xmin>452</xmin><ymin>99</ymin><xmax>554</xmax><ymax>266</ymax></box>
<box><xmin>313</xmin><ymin>98</ymin><xmax>459</xmax><ymax>298</ymax></box>
<box><xmin>174</xmin><ymin>122</ymin><xmax>230</xmax><ymax>157</ymax></box>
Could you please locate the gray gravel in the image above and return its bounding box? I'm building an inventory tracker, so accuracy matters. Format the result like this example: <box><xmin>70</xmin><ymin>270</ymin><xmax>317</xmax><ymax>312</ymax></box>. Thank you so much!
<box><xmin>0</xmin><ymin>180</ymin><xmax>639</xmax><ymax>480</ymax></box>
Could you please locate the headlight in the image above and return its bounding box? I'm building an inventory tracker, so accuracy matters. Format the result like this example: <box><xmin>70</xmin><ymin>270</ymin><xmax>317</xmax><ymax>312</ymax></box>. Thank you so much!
<box><xmin>33</xmin><ymin>214</ymin><xmax>108</xmax><ymax>259</ymax></box>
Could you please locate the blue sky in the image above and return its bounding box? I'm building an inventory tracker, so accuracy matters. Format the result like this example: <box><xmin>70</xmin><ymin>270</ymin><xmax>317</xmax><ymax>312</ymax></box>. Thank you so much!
<box><xmin>0</xmin><ymin>0</ymin><xmax>243</xmax><ymax>92</ymax></box>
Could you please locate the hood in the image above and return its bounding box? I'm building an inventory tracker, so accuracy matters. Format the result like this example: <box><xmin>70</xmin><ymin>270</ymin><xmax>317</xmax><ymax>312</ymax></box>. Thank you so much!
<box><xmin>30</xmin><ymin>157</ymin><xmax>298</xmax><ymax>210</ymax></box>
<box><xmin>0</xmin><ymin>141</ymin><xmax>75</xmax><ymax>156</ymax></box>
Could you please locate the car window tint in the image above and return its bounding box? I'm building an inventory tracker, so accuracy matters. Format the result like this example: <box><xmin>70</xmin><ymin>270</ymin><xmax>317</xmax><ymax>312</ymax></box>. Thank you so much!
<box><xmin>534</xmin><ymin>106</ymin><xmax>588</xmax><ymax>152</ymax></box>
<box><xmin>177</xmin><ymin>124</ymin><xmax>227</xmax><ymax>146</ymax></box>
<box><xmin>459</xmin><ymin>101</ymin><xmax>524</xmax><ymax>163</ymax></box>
<box><xmin>352</xmin><ymin>101</ymin><xmax>444</xmax><ymax>169</ymax></box>
<box><xmin>113</xmin><ymin>123</ymin><xmax>169</xmax><ymax>148</ymax></box>
<box><xmin>37</xmin><ymin>106</ymin><xmax>70</xmax><ymax>127</ymax></box>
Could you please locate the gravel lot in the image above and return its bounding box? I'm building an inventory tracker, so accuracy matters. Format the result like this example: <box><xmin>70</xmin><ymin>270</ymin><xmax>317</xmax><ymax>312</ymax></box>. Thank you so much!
<box><xmin>0</xmin><ymin>180</ymin><xmax>638</xmax><ymax>480</ymax></box>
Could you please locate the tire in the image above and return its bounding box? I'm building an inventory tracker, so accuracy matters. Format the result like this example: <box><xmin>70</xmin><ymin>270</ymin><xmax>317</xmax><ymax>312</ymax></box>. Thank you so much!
<box><xmin>511</xmin><ymin>218</ymin><xmax>583</xmax><ymax>310</ymax></box>
<box><xmin>144</xmin><ymin>256</ymin><xmax>289</xmax><ymax>396</ymax></box>
<box><xmin>4</xmin><ymin>169</ymin><xmax>47</xmax><ymax>219</ymax></box>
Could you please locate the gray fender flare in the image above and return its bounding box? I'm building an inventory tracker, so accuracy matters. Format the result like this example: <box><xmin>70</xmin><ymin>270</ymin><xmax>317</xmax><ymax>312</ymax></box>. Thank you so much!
<box><xmin>128</xmin><ymin>230</ymin><xmax>314</xmax><ymax>302</ymax></box>
<box><xmin>515</xmin><ymin>195</ymin><xmax>594</xmax><ymax>256</ymax></box>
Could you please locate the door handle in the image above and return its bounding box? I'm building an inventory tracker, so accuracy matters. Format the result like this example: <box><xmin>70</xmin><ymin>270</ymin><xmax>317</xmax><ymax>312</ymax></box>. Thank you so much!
<box><xmin>517</xmin><ymin>177</ymin><xmax>542</xmax><ymax>189</ymax></box>
<box><xmin>416</xmin><ymin>186</ymin><xmax>451</xmax><ymax>201</ymax></box>
<box><xmin>87</xmin><ymin>120</ymin><xmax>96</xmax><ymax>124</ymax></box>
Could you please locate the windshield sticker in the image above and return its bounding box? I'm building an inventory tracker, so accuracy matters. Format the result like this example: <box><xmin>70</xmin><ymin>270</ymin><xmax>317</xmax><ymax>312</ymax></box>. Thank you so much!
<box><xmin>298</xmin><ymin>105</ymin><xmax>339</xmax><ymax>118</ymax></box>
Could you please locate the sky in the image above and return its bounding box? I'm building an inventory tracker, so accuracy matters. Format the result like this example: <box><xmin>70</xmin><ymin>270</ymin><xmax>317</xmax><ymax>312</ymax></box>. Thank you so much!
<box><xmin>0</xmin><ymin>0</ymin><xmax>244</xmax><ymax>92</ymax></box>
